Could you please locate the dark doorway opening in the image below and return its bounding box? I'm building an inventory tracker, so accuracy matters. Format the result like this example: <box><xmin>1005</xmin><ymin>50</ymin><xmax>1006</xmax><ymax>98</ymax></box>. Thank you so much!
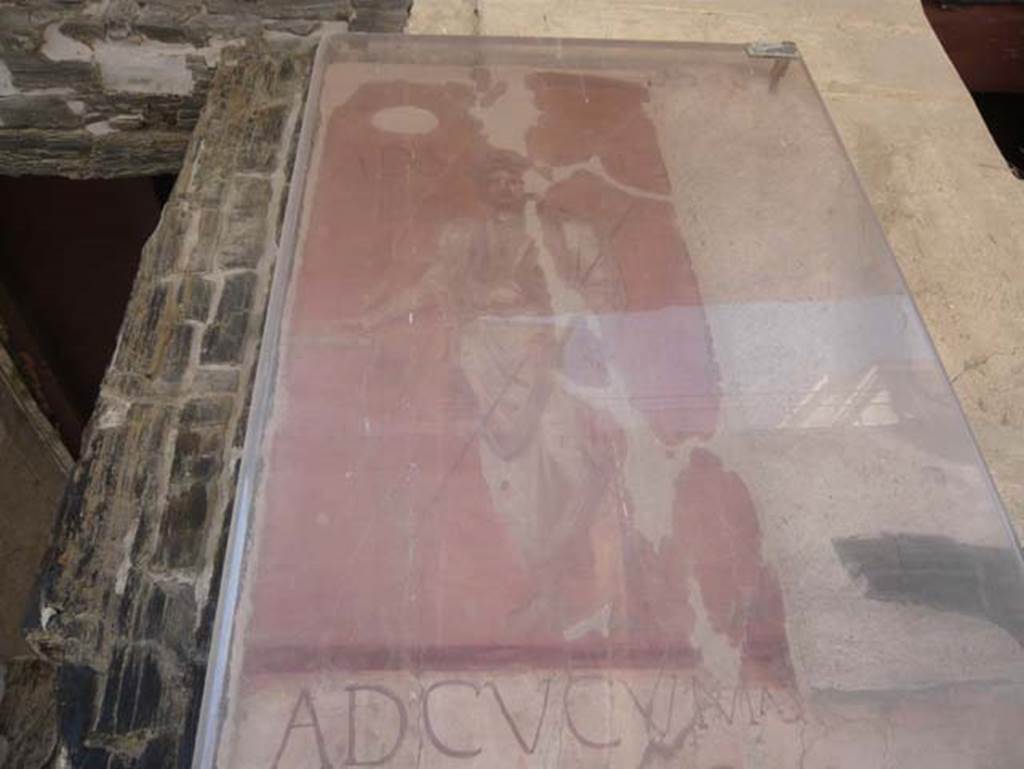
<box><xmin>923</xmin><ymin>0</ymin><xmax>1024</xmax><ymax>176</ymax></box>
<box><xmin>969</xmin><ymin>92</ymin><xmax>1024</xmax><ymax>175</ymax></box>
<box><xmin>0</xmin><ymin>175</ymin><xmax>173</xmax><ymax>457</ymax></box>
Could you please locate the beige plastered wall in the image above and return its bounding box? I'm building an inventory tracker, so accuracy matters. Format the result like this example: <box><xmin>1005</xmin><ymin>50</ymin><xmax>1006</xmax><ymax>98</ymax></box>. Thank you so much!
<box><xmin>408</xmin><ymin>0</ymin><xmax>1024</xmax><ymax>535</ymax></box>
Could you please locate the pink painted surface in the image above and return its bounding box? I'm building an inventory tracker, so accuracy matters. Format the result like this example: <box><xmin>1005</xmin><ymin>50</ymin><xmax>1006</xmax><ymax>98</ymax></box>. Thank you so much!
<box><xmin>244</xmin><ymin>67</ymin><xmax>790</xmax><ymax>685</ymax></box>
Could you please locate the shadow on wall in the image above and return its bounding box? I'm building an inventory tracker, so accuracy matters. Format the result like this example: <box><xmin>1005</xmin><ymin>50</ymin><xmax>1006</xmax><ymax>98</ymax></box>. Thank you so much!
<box><xmin>0</xmin><ymin>175</ymin><xmax>173</xmax><ymax>456</ymax></box>
<box><xmin>834</xmin><ymin>533</ymin><xmax>1024</xmax><ymax>646</ymax></box>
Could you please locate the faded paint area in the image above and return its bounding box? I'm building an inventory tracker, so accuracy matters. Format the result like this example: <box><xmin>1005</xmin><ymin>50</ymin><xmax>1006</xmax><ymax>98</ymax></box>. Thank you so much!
<box><xmin>407</xmin><ymin>0</ymin><xmax>1024</xmax><ymax>540</ymax></box>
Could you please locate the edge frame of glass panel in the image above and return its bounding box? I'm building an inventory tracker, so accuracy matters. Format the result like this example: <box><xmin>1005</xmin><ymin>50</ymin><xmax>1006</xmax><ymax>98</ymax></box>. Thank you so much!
<box><xmin>190</xmin><ymin>31</ymin><xmax>1022</xmax><ymax>769</ymax></box>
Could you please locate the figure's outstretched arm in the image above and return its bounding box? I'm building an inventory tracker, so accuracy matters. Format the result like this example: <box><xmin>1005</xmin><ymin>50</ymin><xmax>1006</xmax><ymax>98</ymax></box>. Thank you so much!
<box><xmin>357</xmin><ymin>224</ymin><xmax>468</xmax><ymax>329</ymax></box>
<box><xmin>359</xmin><ymin>276</ymin><xmax>438</xmax><ymax>330</ymax></box>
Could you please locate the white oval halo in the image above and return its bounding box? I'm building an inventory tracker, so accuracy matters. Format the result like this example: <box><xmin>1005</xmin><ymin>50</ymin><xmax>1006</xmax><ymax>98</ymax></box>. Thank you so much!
<box><xmin>371</xmin><ymin>106</ymin><xmax>439</xmax><ymax>135</ymax></box>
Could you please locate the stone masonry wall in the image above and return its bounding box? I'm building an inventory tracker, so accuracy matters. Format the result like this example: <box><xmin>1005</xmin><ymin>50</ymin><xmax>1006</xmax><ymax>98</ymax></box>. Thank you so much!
<box><xmin>0</xmin><ymin>0</ymin><xmax>408</xmax><ymax>178</ymax></box>
<box><xmin>21</xmin><ymin>38</ymin><xmax>316</xmax><ymax>768</ymax></box>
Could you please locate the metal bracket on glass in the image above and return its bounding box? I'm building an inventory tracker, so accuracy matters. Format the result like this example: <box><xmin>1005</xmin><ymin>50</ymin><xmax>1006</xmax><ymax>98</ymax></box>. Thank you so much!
<box><xmin>746</xmin><ymin>41</ymin><xmax>799</xmax><ymax>91</ymax></box>
<box><xmin>745</xmin><ymin>40</ymin><xmax>800</xmax><ymax>59</ymax></box>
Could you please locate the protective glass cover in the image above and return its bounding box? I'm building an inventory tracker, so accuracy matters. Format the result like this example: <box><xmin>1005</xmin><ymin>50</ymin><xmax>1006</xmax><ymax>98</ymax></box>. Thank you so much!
<box><xmin>195</xmin><ymin>34</ymin><xmax>1024</xmax><ymax>769</ymax></box>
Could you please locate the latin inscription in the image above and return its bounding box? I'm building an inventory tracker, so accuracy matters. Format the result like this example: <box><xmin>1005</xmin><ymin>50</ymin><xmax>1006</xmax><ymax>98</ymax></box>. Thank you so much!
<box><xmin>258</xmin><ymin>673</ymin><xmax>803</xmax><ymax>769</ymax></box>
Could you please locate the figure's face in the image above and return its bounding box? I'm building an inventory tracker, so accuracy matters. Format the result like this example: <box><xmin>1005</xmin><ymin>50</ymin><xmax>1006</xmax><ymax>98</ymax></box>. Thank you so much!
<box><xmin>483</xmin><ymin>168</ymin><xmax>526</xmax><ymax>213</ymax></box>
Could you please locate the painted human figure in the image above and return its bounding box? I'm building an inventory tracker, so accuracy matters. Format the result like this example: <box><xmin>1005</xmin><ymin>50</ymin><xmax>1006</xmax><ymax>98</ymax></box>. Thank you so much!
<box><xmin>361</xmin><ymin>149</ymin><xmax>626</xmax><ymax>643</ymax></box>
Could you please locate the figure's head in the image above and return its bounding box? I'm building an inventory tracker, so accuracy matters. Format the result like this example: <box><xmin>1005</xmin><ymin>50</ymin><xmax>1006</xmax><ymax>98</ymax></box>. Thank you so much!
<box><xmin>473</xmin><ymin>149</ymin><xmax>529</xmax><ymax>213</ymax></box>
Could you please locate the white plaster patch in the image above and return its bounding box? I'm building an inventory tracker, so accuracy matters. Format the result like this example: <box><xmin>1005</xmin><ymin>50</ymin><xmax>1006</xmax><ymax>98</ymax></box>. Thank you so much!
<box><xmin>109</xmin><ymin>113</ymin><xmax>144</xmax><ymax>130</ymax></box>
<box><xmin>470</xmin><ymin>72</ymin><xmax>539</xmax><ymax>156</ymax></box>
<box><xmin>94</xmin><ymin>42</ymin><xmax>196</xmax><ymax>95</ymax></box>
<box><xmin>66</xmin><ymin>99</ymin><xmax>87</xmax><ymax>115</ymax></box>
<box><xmin>199</xmin><ymin>38</ymin><xmax>235</xmax><ymax>68</ymax></box>
<box><xmin>0</xmin><ymin>61</ymin><xmax>16</xmax><ymax>96</ymax></box>
<box><xmin>114</xmin><ymin>519</ymin><xmax>140</xmax><ymax>596</ymax></box>
<box><xmin>371</xmin><ymin>105</ymin><xmax>440</xmax><ymax>134</ymax></box>
<box><xmin>39</xmin><ymin>605</ymin><xmax>58</xmax><ymax>631</ymax></box>
<box><xmin>85</xmin><ymin>120</ymin><xmax>115</xmax><ymax>135</ymax></box>
<box><xmin>41</xmin><ymin>23</ymin><xmax>93</xmax><ymax>62</ymax></box>
<box><xmin>96</xmin><ymin>395</ymin><xmax>131</xmax><ymax>427</ymax></box>
<box><xmin>82</xmin><ymin>0</ymin><xmax>108</xmax><ymax>17</ymax></box>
